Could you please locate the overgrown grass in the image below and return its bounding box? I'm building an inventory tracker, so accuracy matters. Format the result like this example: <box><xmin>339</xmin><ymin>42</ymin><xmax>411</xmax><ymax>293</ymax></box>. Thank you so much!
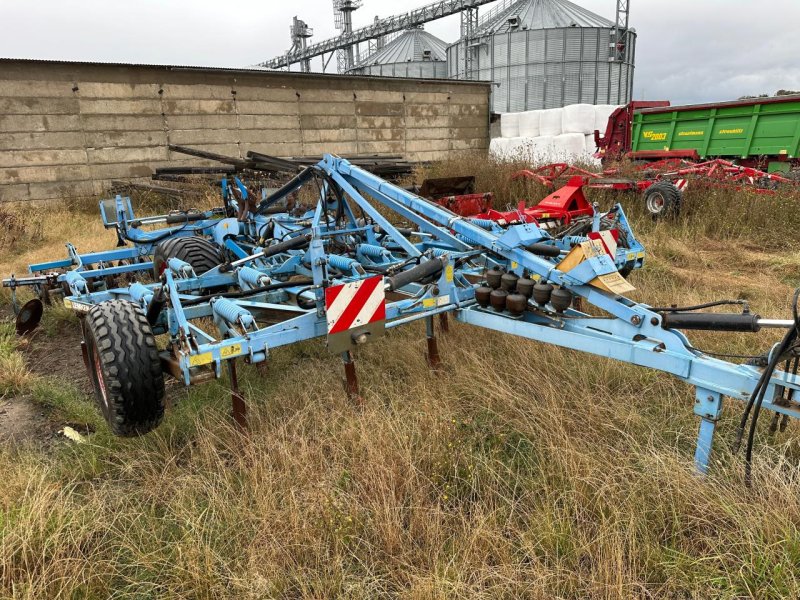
<box><xmin>0</xmin><ymin>323</ymin><xmax>32</xmax><ymax>396</ymax></box>
<box><xmin>1</xmin><ymin>156</ymin><xmax>800</xmax><ymax>598</ymax></box>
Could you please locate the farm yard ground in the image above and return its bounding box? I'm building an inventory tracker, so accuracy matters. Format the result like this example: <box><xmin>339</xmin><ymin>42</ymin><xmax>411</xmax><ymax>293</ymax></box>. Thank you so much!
<box><xmin>1</xmin><ymin>157</ymin><xmax>800</xmax><ymax>598</ymax></box>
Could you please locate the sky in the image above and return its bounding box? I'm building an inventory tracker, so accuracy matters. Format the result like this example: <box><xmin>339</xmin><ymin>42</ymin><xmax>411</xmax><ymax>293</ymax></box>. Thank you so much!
<box><xmin>0</xmin><ymin>0</ymin><xmax>798</xmax><ymax>106</ymax></box>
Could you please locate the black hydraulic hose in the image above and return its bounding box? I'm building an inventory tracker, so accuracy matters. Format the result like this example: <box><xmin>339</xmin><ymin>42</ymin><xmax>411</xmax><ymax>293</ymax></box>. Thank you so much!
<box><xmin>736</xmin><ymin>288</ymin><xmax>800</xmax><ymax>486</ymax></box>
<box><xmin>737</xmin><ymin>290</ymin><xmax>800</xmax><ymax>441</ymax></box>
<box><xmin>743</xmin><ymin>327</ymin><xmax>796</xmax><ymax>486</ymax></box>
<box><xmin>651</xmin><ymin>299</ymin><xmax>750</xmax><ymax>312</ymax></box>
<box><xmin>180</xmin><ymin>278</ymin><xmax>313</xmax><ymax>307</ymax></box>
<box><xmin>278</xmin><ymin>225</ymin><xmax>311</xmax><ymax>242</ymax></box>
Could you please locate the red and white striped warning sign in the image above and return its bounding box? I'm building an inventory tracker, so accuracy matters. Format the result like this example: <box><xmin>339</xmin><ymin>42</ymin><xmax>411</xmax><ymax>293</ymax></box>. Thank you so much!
<box><xmin>325</xmin><ymin>276</ymin><xmax>386</xmax><ymax>334</ymax></box>
<box><xmin>588</xmin><ymin>230</ymin><xmax>619</xmax><ymax>258</ymax></box>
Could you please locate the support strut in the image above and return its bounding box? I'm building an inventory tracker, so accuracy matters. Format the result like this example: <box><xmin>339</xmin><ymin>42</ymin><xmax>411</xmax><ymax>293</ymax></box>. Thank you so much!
<box><xmin>694</xmin><ymin>388</ymin><xmax>723</xmax><ymax>475</ymax></box>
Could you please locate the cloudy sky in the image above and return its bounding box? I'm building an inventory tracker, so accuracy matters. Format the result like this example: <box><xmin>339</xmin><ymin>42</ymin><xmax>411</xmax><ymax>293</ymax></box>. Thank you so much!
<box><xmin>1</xmin><ymin>0</ymin><xmax>798</xmax><ymax>105</ymax></box>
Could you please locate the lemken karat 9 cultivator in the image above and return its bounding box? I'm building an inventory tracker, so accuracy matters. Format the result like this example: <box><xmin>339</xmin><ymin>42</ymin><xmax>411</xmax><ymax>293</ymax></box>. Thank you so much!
<box><xmin>4</xmin><ymin>155</ymin><xmax>800</xmax><ymax>478</ymax></box>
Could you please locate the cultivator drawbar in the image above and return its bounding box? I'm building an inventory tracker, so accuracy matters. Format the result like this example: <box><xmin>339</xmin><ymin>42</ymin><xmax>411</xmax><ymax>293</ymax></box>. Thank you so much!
<box><xmin>4</xmin><ymin>155</ymin><xmax>800</xmax><ymax>477</ymax></box>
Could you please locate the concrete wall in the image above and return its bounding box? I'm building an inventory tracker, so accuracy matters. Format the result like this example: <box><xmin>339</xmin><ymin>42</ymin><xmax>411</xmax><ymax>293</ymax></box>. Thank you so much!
<box><xmin>0</xmin><ymin>59</ymin><xmax>491</xmax><ymax>202</ymax></box>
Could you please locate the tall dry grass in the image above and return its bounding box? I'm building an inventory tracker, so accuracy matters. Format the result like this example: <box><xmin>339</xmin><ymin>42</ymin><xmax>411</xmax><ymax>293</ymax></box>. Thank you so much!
<box><xmin>0</xmin><ymin>156</ymin><xmax>799</xmax><ymax>598</ymax></box>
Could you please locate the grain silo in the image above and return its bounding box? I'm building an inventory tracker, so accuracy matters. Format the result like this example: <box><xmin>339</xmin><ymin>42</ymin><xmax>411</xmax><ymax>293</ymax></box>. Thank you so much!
<box><xmin>348</xmin><ymin>27</ymin><xmax>449</xmax><ymax>79</ymax></box>
<box><xmin>447</xmin><ymin>0</ymin><xmax>636</xmax><ymax>112</ymax></box>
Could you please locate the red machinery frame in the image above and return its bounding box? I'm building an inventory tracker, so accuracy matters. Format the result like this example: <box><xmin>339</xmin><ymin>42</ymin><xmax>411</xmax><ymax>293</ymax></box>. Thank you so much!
<box><xmin>512</xmin><ymin>158</ymin><xmax>795</xmax><ymax>197</ymax></box>
<box><xmin>439</xmin><ymin>176</ymin><xmax>596</xmax><ymax>227</ymax></box>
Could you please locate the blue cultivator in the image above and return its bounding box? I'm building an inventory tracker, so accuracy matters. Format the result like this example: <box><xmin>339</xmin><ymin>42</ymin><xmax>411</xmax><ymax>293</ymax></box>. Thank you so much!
<box><xmin>4</xmin><ymin>156</ymin><xmax>799</xmax><ymax>478</ymax></box>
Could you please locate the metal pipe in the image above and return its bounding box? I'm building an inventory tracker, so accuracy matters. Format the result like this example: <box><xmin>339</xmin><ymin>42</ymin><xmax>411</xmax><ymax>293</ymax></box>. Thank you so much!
<box><xmin>758</xmin><ymin>319</ymin><xmax>797</xmax><ymax>329</ymax></box>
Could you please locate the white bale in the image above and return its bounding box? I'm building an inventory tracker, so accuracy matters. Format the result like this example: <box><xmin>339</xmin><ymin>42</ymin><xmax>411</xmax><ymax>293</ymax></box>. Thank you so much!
<box><xmin>517</xmin><ymin>111</ymin><xmax>541</xmax><ymax>138</ymax></box>
<box><xmin>583</xmin><ymin>155</ymin><xmax>602</xmax><ymax>169</ymax></box>
<box><xmin>561</xmin><ymin>103</ymin><xmax>597</xmax><ymax>134</ymax></box>
<box><xmin>552</xmin><ymin>133</ymin><xmax>587</xmax><ymax>162</ymax></box>
<box><xmin>526</xmin><ymin>135</ymin><xmax>556</xmax><ymax>164</ymax></box>
<box><xmin>585</xmin><ymin>133</ymin><xmax>597</xmax><ymax>153</ymax></box>
<box><xmin>506</xmin><ymin>137</ymin><xmax>533</xmax><ymax>161</ymax></box>
<box><xmin>594</xmin><ymin>104</ymin><xmax>620</xmax><ymax>135</ymax></box>
<box><xmin>489</xmin><ymin>137</ymin><xmax>510</xmax><ymax>160</ymax></box>
<box><xmin>581</xmin><ymin>135</ymin><xmax>602</xmax><ymax>168</ymax></box>
<box><xmin>538</xmin><ymin>109</ymin><xmax>563</xmax><ymax>137</ymax></box>
<box><xmin>500</xmin><ymin>112</ymin><xmax>520</xmax><ymax>138</ymax></box>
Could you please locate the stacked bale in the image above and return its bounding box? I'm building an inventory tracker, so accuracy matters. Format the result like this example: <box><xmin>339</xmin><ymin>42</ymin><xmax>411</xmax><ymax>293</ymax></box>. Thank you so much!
<box><xmin>492</xmin><ymin>103</ymin><xmax>622</xmax><ymax>165</ymax></box>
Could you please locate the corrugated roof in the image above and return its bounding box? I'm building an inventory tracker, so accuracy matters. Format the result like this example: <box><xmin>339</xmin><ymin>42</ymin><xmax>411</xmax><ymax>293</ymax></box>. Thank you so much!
<box><xmin>354</xmin><ymin>28</ymin><xmax>448</xmax><ymax>68</ymax></box>
<box><xmin>477</xmin><ymin>0</ymin><xmax>614</xmax><ymax>34</ymax></box>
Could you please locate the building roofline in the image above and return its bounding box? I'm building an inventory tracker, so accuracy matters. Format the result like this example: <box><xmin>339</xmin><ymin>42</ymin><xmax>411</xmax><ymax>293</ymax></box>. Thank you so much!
<box><xmin>0</xmin><ymin>57</ymin><xmax>491</xmax><ymax>87</ymax></box>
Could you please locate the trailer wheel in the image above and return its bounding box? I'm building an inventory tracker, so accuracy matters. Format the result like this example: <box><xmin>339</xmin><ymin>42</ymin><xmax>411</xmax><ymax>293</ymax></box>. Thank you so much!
<box><xmin>153</xmin><ymin>236</ymin><xmax>221</xmax><ymax>279</ymax></box>
<box><xmin>643</xmin><ymin>181</ymin><xmax>682</xmax><ymax>219</ymax></box>
<box><xmin>83</xmin><ymin>300</ymin><xmax>165</xmax><ymax>436</ymax></box>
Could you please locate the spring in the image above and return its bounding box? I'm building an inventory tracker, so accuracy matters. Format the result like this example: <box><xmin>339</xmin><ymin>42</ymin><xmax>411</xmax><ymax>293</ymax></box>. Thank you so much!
<box><xmin>468</xmin><ymin>218</ymin><xmax>495</xmax><ymax>230</ymax></box>
<box><xmin>457</xmin><ymin>233</ymin><xmax>480</xmax><ymax>245</ymax></box>
<box><xmin>357</xmin><ymin>243</ymin><xmax>388</xmax><ymax>259</ymax></box>
<box><xmin>237</xmin><ymin>266</ymin><xmax>270</xmax><ymax>288</ymax></box>
<box><xmin>212</xmin><ymin>297</ymin><xmax>255</xmax><ymax>329</ymax></box>
<box><xmin>328</xmin><ymin>254</ymin><xmax>359</xmax><ymax>272</ymax></box>
<box><xmin>561</xmin><ymin>235</ymin><xmax>589</xmax><ymax>247</ymax></box>
<box><xmin>128</xmin><ymin>282</ymin><xmax>153</xmax><ymax>305</ymax></box>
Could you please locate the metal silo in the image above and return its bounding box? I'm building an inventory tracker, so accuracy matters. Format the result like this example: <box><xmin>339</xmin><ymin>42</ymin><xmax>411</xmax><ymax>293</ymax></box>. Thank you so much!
<box><xmin>447</xmin><ymin>0</ymin><xmax>636</xmax><ymax>112</ymax></box>
<box><xmin>348</xmin><ymin>27</ymin><xmax>449</xmax><ymax>79</ymax></box>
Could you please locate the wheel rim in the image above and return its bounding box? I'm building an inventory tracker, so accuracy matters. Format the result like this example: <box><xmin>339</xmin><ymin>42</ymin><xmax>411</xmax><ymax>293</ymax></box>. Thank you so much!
<box><xmin>647</xmin><ymin>192</ymin><xmax>665</xmax><ymax>214</ymax></box>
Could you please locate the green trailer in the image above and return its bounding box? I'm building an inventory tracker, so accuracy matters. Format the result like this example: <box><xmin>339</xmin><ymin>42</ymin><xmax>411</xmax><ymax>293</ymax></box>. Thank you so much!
<box><xmin>628</xmin><ymin>95</ymin><xmax>800</xmax><ymax>172</ymax></box>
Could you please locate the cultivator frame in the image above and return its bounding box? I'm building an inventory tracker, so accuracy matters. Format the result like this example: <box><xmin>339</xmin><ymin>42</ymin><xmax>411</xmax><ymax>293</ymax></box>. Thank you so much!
<box><xmin>4</xmin><ymin>155</ymin><xmax>800</xmax><ymax>475</ymax></box>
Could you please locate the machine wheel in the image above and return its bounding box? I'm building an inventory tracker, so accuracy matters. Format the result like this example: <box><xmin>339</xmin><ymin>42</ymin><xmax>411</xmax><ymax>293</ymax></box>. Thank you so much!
<box><xmin>83</xmin><ymin>300</ymin><xmax>165</xmax><ymax>437</ymax></box>
<box><xmin>643</xmin><ymin>180</ymin><xmax>682</xmax><ymax>219</ymax></box>
<box><xmin>152</xmin><ymin>236</ymin><xmax>221</xmax><ymax>279</ymax></box>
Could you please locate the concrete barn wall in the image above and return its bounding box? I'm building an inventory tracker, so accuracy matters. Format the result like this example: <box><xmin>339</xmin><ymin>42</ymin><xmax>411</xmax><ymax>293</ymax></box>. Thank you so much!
<box><xmin>0</xmin><ymin>59</ymin><xmax>491</xmax><ymax>202</ymax></box>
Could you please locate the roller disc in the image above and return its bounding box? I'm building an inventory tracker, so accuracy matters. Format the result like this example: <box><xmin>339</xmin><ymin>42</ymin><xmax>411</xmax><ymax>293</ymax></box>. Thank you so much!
<box><xmin>16</xmin><ymin>298</ymin><xmax>44</xmax><ymax>335</ymax></box>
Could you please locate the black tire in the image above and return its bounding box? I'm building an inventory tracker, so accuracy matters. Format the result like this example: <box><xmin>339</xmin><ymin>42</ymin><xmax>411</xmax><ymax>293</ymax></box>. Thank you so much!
<box><xmin>643</xmin><ymin>180</ymin><xmax>682</xmax><ymax>219</ymax></box>
<box><xmin>84</xmin><ymin>300</ymin><xmax>165</xmax><ymax>436</ymax></box>
<box><xmin>152</xmin><ymin>236</ymin><xmax>221</xmax><ymax>279</ymax></box>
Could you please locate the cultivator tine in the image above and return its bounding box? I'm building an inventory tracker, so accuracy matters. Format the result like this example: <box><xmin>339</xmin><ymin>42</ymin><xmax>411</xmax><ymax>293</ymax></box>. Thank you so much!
<box><xmin>227</xmin><ymin>359</ymin><xmax>248</xmax><ymax>431</ymax></box>
<box><xmin>341</xmin><ymin>351</ymin><xmax>362</xmax><ymax>406</ymax></box>
<box><xmin>425</xmin><ymin>316</ymin><xmax>442</xmax><ymax>371</ymax></box>
<box><xmin>439</xmin><ymin>313</ymin><xmax>450</xmax><ymax>334</ymax></box>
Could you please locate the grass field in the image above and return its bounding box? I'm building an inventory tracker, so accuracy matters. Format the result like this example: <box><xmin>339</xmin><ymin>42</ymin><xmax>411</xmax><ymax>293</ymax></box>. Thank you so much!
<box><xmin>1</xmin><ymin>158</ymin><xmax>800</xmax><ymax>598</ymax></box>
